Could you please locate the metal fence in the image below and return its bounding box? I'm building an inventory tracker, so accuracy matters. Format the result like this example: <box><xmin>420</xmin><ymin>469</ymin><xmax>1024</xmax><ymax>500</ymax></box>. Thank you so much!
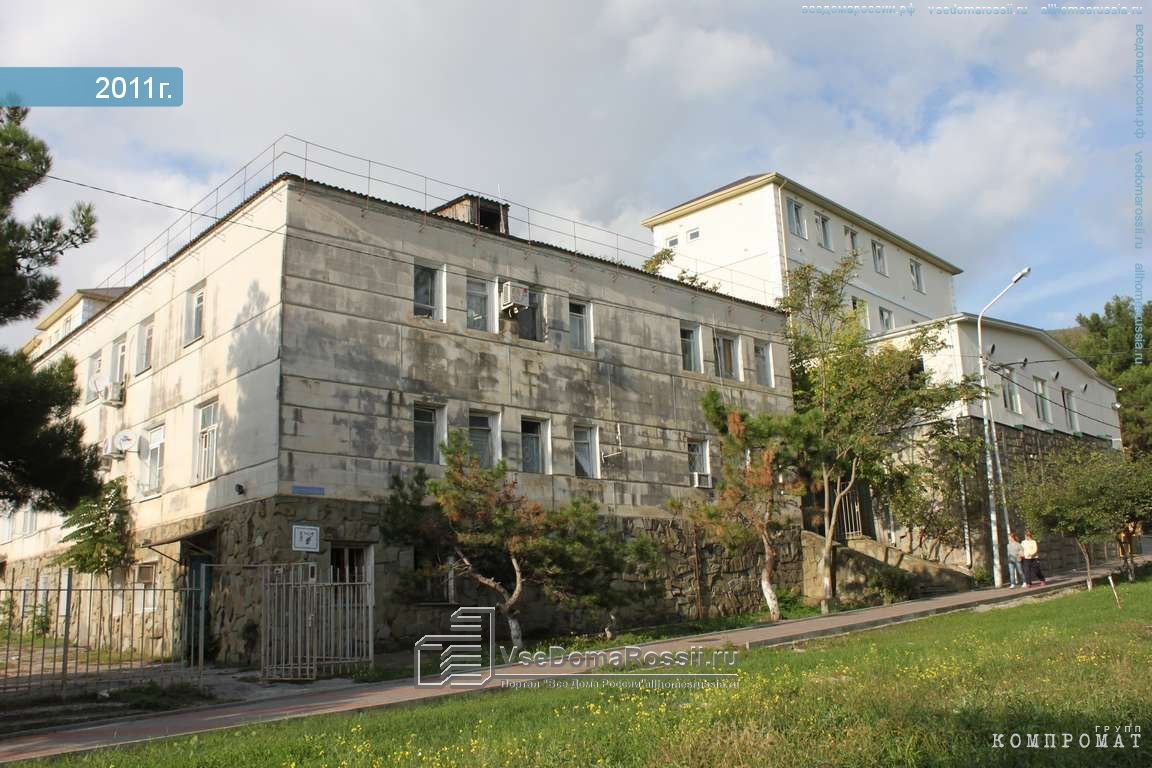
<box><xmin>0</xmin><ymin>569</ymin><xmax>206</xmax><ymax>699</ymax></box>
<box><xmin>261</xmin><ymin>563</ymin><xmax>373</xmax><ymax>681</ymax></box>
<box><xmin>93</xmin><ymin>135</ymin><xmax>779</xmax><ymax>304</ymax></box>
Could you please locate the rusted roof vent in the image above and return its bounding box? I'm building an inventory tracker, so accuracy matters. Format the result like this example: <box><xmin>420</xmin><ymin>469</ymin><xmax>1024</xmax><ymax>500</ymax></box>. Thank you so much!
<box><xmin>430</xmin><ymin>194</ymin><xmax>509</xmax><ymax>235</ymax></box>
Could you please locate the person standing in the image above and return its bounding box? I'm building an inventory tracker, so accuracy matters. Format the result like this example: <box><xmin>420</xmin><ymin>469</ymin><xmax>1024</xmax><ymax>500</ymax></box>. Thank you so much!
<box><xmin>1006</xmin><ymin>533</ymin><xmax>1024</xmax><ymax>588</ymax></box>
<box><xmin>1020</xmin><ymin>530</ymin><xmax>1046</xmax><ymax>587</ymax></box>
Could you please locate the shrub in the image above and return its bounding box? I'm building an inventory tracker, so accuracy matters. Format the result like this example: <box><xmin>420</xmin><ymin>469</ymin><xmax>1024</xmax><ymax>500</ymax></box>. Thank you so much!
<box><xmin>867</xmin><ymin>566</ymin><xmax>915</xmax><ymax>605</ymax></box>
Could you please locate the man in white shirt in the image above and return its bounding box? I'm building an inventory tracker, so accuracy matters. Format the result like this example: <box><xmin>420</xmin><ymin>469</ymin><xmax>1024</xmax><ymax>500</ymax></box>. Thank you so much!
<box><xmin>1020</xmin><ymin>531</ymin><xmax>1046</xmax><ymax>587</ymax></box>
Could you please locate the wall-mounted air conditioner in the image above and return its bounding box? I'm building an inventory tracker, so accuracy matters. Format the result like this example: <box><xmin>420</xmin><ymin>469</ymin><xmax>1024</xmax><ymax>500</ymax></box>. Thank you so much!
<box><xmin>101</xmin><ymin>381</ymin><xmax>125</xmax><ymax>407</ymax></box>
<box><xmin>500</xmin><ymin>281</ymin><xmax>529</xmax><ymax>313</ymax></box>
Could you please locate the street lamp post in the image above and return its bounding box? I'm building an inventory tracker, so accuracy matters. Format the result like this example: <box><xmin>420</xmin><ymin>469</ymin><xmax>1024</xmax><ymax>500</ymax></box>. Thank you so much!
<box><xmin>976</xmin><ymin>267</ymin><xmax>1031</xmax><ymax>588</ymax></box>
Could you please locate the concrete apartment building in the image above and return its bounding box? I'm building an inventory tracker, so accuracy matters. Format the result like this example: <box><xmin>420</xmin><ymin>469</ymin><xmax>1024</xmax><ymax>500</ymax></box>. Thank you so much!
<box><xmin>643</xmin><ymin>173</ymin><xmax>1124</xmax><ymax>577</ymax></box>
<box><xmin>641</xmin><ymin>172</ymin><xmax>961</xmax><ymax>331</ymax></box>
<box><xmin>1</xmin><ymin>174</ymin><xmax>792</xmax><ymax>655</ymax></box>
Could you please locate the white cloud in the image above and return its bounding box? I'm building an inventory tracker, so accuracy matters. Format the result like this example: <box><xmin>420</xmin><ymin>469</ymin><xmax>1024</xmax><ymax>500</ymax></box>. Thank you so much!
<box><xmin>624</xmin><ymin>22</ymin><xmax>782</xmax><ymax>97</ymax></box>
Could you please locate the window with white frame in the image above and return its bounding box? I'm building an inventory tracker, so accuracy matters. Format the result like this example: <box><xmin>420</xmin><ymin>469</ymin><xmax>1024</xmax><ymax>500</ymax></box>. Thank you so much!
<box><xmin>185</xmin><ymin>283</ymin><xmax>206</xmax><ymax>344</ymax></box>
<box><xmin>22</xmin><ymin>508</ymin><xmax>37</xmax><ymax>537</ymax></box>
<box><xmin>520</xmin><ymin>418</ymin><xmax>550</xmax><ymax>474</ymax></box>
<box><xmin>194</xmin><ymin>402</ymin><xmax>219</xmax><ymax>482</ymax></box>
<box><xmin>466</xmin><ymin>277</ymin><xmax>495</xmax><ymax>332</ymax></box>
<box><xmin>665</xmin><ymin>235</ymin><xmax>679</xmax><ymax>249</ymax></box>
<box><xmin>468</xmin><ymin>411</ymin><xmax>499</xmax><ymax>468</ymax></box>
<box><xmin>1061</xmin><ymin>387</ymin><xmax>1078</xmax><ymax>431</ymax></box>
<box><xmin>1033</xmin><ymin>377</ymin><xmax>1050</xmax><ymax>422</ymax></box>
<box><xmin>851</xmin><ymin>296</ymin><xmax>870</xmax><ymax>330</ymax></box>
<box><xmin>713</xmin><ymin>333</ymin><xmax>740</xmax><ymax>380</ymax></box>
<box><xmin>815</xmin><ymin>214</ymin><xmax>833</xmax><ymax>249</ymax></box>
<box><xmin>878</xmin><ymin>306</ymin><xmax>894</xmax><ymax>331</ymax></box>
<box><xmin>134</xmin><ymin>562</ymin><xmax>158</xmax><ymax>614</ymax></box>
<box><xmin>136</xmin><ymin>317</ymin><xmax>154</xmax><ymax>373</ymax></box>
<box><xmin>871</xmin><ymin>241</ymin><xmax>887</xmax><ymax>275</ymax></box>
<box><xmin>85</xmin><ymin>352</ymin><xmax>102</xmax><ymax>402</ymax></box>
<box><xmin>569</xmin><ymin>301</ymin><xmax>591</xmax><ymax>351</ymax></box>
<box><xmin>413</xmin><ymin>405</ymin><xmax>444</xmax><ymax>464</ymax></box>
<box><xmin>413</xmin><ymin>264</ymin><xmax>441</xmax><ymax>319</ymax></box>
<box><xmin>110</xmin><ymin>335</ymin><xmax>128</xmax><ymax>384</ymax></box>
<box><xmin>687</xmin><ymin>228</ymin><xmax>700</xmax><ymax>242</ymax></box>
<box><xmin>844</xmin><ymin>226</ymin><xmax>860</xmax><ymax>257</ymax></box>
<box><xmin>140</xmin><ymin>425</ymin><xmax>165</xmax><ymax>494</ymax></box>
<box><xmin>786</xmin><ymin>199</ymin><xmax>807</xmax><ymax>238</ymax></box>
<box><xmin>573</xmin><ymin>425</ymin><xmax>598</xmax><ymax>478</ymax></box>
<box><xmin>1001</xmin><ymin>373</ymin><xmax>1022</xmax><ymax>414</ymax></box>
<box><xmin>754</xmin><ymin>341</ymin><xmax>774</xmax><ymax>387</ymax></box>
<box><xmin>687</xmin><ymin>439</ymin><xmax>709</xmax><ymax>479</ymax></box>
<box><xmin>680</xmin><ymin>324</ymin><xmax>701</xmax><ymax>372</ymax></box>
<box><xmin>910</xmin><ymin>259</ymin><xmax>925</xmax><ymax>293</ymax></box>
<box><xmin>0</xmin><ymin>505</ymin><xmax>11</xmax><ymax>543</ymax></box>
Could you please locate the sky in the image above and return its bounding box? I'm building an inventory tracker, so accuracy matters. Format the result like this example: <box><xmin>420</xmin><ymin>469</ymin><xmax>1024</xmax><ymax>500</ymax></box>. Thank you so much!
<box><xmin>2</xmin><ymin>0</ymin><xmax>1143</xmax><ymax>349</ymax></box>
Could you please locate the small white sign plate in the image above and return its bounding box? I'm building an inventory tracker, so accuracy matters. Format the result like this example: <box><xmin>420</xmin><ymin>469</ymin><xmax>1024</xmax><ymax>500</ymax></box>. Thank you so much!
<box><xmin>292</xmin><ymin>524</ymin><xmax>321</xmax><ymax>553</ymax></box>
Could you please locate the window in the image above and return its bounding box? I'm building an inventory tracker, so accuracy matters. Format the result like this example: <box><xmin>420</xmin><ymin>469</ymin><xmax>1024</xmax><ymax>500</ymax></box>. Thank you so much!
<box><xmin>0</xmin><ymin>507</ymin><xmax>11</xmax><ymax>544</ymax></box>
<box><xmin>815</xmin><ymin>214</ymin><xmax>832</xmax><ymax>249</ymax></box>
<box><xmin>680</xmin><ymin>325</ymin><xmax>701</xmax><ymax>372</ymax></box>
<box><xmin>851</xmin><ymin>296</ymin><xmax>870</xmax><ymax>330</ymax></box>
<box><xmin>713</xmin><ymin>333</ymin><xmax>739</xmax><ymax>380</ymax></box>
<box><xmin>413</xmin><ymin>264</ymin><xmax>441</xmax><ymax>319</ymax></box>
<box><xmin>569</xmin><ymin>301</ymin><xmax>591</xmax><ymax>351</ymax></box>
<box><xmin>466</xmin><ymin>278</ymin><xmax>493</xmax><ymax>331</ymax></box>
<box><xmin>687</xmin><ymin>439</ymin><xmax>709</xmax><ymax>476</ymax></box>
<box><xmin>194</xmin><ymin>402</ymin><xmax>219</xmax><ymax>482</ymax></box>
<box><xmin>517</xmin><ymin>290</ymin><xmax>544</xmax><ymax>342</ymax></box>
<box><xmin>413</xmin><ymin>406</ymin><xmax>443</xmax><ymax>464</ymax></box>
<box><xmin>910</xmin><ymin>259</ymin><xmax>925</xmax><ymax>292</ymax></box>
<box><xmin>871</xmin><ymin>241</ymin><xmax>887</xmax><ymax>275</ymax></box>
<box><xmin>520</xmin><ymin>418</ymin><xmax>550</xmax><ymax>474</ymax></box>
<box><xmin>468</xmin><ymin>411</ymin><xmax>498</xmax><ymax>469</ymax></box>
<box><xmin>573</xmin><ymin>425</ymin><xmax>598</xmax><ymax>478</ymax></box>
<box><xmin>85</xmin><ymin>352</ymin><xmax>102</xmax><ymax>402</ymax></box>
<box><xmin>185</xmin><ymin>283</ymin><xmax>205</xmax><ymax>343</ymax></box>
<box><xmin>754</xmin><ymin>341</ymin><xmax>774</xmax><ymax>387</ymax></box>
<box><xmin>786</xmin><ymin>199</ymin><xmax>807</xmax><ymax>238</ymax></box>
<box><xmin>666</xmin><ymin>235</ymin><xmax>679</xmax><ymax>248</ymax></box>
<box><xmin>1061</xmin><ymin>387</ymin><xmax>1079</xmax><ymax>431</ymax></box>
<box><xmin>136</xmin><ymin>317</ymin><xmax>154</xmax><ymax>373</ymax></box>
<box><xmin>1033</xmin><ymin>377</ymin><xmax>1050</xmax><ymax>422</ymax></box>
<box><xmin>878</xmin><ymin>306</ymin><xmax>894</xmax><ymax>331</ymax></box>
<box><xmin>330</xmin><ymin>545</ymin><xmax>368</xmax><ymax>583</ymax></box>
<box><xmin>140</xmin><ymin>425</ymin><xmax>165</xmax><ymax>494</ymax></box>
<box><xmin>1001</xmin><ymin>374</ymin><xmax>1022</xmax><ymax>414</ymax></box>
<box><xmin>22</xmin><ymin>508</ymin><xmax>37</xmax><ymax>537</ymax></box>
<box><xmin>844</xmin><ymin>226</ymin><xmax>860</xmax><ymax>256</ymax></box>
<box><xmin>110</xmin><ymin>335</ymin><xmax>128</xmax><ymax>384</ymax></box>
<box><xmin>135</xmin><ymin>562</ymin><xmax>158</xmax><ymax>613</ymax></box>
<box><xmin>687</xmin><ymin>228</ymin><xmax>700</xmax><ymax>242</ymax></box>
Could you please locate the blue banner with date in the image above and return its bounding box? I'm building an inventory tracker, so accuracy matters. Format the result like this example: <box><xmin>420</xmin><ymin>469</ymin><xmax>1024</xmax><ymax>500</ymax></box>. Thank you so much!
<box><xmin>0</xmin><ymin>67</ymin><xmax>183</xmax><ymax>107</ymax></box>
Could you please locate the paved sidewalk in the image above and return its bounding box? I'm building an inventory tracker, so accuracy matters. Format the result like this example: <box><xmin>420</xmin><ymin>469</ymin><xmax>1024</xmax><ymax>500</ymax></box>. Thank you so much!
<box><xmin>0</xmin><ymin>562</ymin><xmax>1137</xmax><ymax>764</ymax></box>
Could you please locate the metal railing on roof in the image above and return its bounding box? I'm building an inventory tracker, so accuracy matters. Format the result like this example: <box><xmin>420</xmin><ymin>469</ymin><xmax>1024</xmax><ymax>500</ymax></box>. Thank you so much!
<box><xmin>95</xmin><ymin>135</ymin><xmax>779</xmax><ymax>306</ymax></box>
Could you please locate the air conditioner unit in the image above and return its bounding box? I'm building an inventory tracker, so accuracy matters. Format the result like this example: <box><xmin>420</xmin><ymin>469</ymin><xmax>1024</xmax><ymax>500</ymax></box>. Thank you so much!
<box><xmin>691</xmin><ymin>472</ymin><xmax>712</xmax><ymax>489</ymax></box>
<box><xmin>500</xmin><ymin>281</ymin><xmax>530</xmax><ymax>313</ymax></box>
<box><xmin>100</xmin><ymin>437</ymin><xmax>124</xmax><ymax>460</ymax></box>
<box><xmin>101</xmin><ymin>381</ymin><xmax>125</xmax><ymax>406</ymax></box>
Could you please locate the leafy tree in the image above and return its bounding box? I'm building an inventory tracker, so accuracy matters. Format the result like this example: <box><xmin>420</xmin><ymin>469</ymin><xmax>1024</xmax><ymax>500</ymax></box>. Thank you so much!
<box><xmin>0</xmin><ymin>107</ymin><xmax>100</xmax><ymax>510</ymax></box>
<box><xmin>1052</xmin><ymin>296</ymin><xmax>1151</xmax><ymax>456</ymax></box>
<box><xmin>1010</xmin><ymin>446</ymin><xmax>1151</xmax><ymax>587</ymax></box>
<box><xmin>420</xmin><ymin>431</ymin><xmax>652</xmax><ymax>654</ymax></box>
<box><xmin>640</xmin><ymin>247</ymin><xmax>718</xmax><ymax>291</ymax></box>
<box><xmin>54</xmin><ymin>478</ymin><xmax>134</xmax><ymax>574</ymax></box>
<box><xmin>678</xmin><ymin>390</ymin><xmax>802</xmax><ymax>621</ymax></box>
<box><xmin>779</xmin><ymin>257</ymin><xmax>979</xmax><ymax>612</ymax></box>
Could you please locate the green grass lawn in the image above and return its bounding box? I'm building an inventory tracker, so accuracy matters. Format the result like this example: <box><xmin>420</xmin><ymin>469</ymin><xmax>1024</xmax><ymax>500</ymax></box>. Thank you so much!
<box><xmin>32</xmin><ymin>580</ymin><xmax>1152</xmax><ymax>768</ymax></box>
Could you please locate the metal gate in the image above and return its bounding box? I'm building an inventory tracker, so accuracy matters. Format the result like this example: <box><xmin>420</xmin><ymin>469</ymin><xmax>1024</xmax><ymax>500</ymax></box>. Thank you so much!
<box><xmin>260</xmin><ymin>563</ymin><xmax>373</xmax><ymax>680</ymax></box>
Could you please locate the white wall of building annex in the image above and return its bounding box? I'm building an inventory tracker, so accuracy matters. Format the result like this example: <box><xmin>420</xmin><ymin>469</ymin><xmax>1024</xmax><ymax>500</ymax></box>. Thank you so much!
<box><xmin>0</xmin><ymin>185</ymin><xmax>290</xmax><ymax>564</ymax></box>
<box><xmin>648</xmin><ymin>185</ymin><xmax>784</xmax><ymax>307</ymax></box>
<box><xmin>952</xmin><ymin>322</ymin><xmax>1121</xmax><ymax>441</ymax></box>
<box><xmin>775</xmin><ymin>184</ymin><xmax>957</xmax><ymax>330</ymax></box>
